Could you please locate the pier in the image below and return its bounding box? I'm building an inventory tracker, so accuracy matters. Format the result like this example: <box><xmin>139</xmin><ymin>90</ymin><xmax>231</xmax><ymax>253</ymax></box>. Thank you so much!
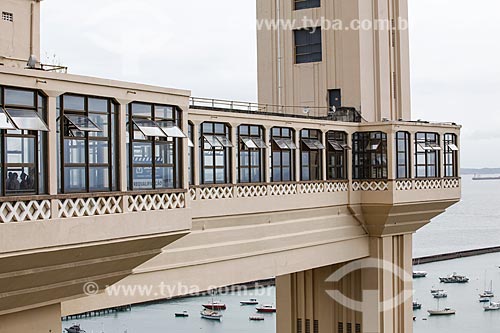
<box><xmin>413</xmin><ymin>246</ymin><xmax>500</xmax><ymax>265</ymax></box>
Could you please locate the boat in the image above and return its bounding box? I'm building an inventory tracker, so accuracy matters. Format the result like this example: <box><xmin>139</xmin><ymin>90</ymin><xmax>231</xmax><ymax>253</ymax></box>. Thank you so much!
<box><xmin>428</xmin><ymin>308</ymin><xmax>456</xmax><ymax>316</ymax></box>
<box><xmin>174</xmin><ymin>311</ymin><xmax>189</xmax><ymax>317</ymax></box>
<box><xmin>472</xmin><ymin>175</ymin><xmax>500</xmax><ymax>181</ymax></box>
<box><xmin>427</xmin><ymin>299</ymin><xmax>455</xmax><ymax>316</ymax></box>
<box><xmin>432</xmin><ymin>290</ymin><xmax>448</xmax><ymax>299</ymax></box>
<box><xmin>240</xmin><ymin>298</ymin><xmax>259</xmax><ymax>305</ymax></box>
<box><xmin>430</xmin><ymin>287</ymin><xmax>442</xmax><ymax>294</ymax></box>
<box><xmin>413</xmin><ymin>271</ymin><xmax>428</xmax><ymax>278</ymax></box>
<box><xmin>65</xmin><ymin>325</ymin><xmax>86</xmax><ymax>333</ymax></box>
<box><xmin>249</xmin><ymin>315</ymin><xmax>265</xmax><ymax>321</ymax></box>
<box><xmin>439</xmin><ymin>272</ymin><xmax>469</xmax><ymax>283</ymax></box>
<box><xmin>480</xmin><ymin>297</ymin><xmax>491</xmax><ymax>303</ymax></box>
<box><xmin>484</xmin><ymin>301</ymin><xmax>500</xmax><ymax>311</ymax></box>
<box><xmin>202</xmin><ymin>300</ymin><xmax>227</xmax><ymax>310</ymax></box>
<box><xmin>480</xmin><ymin>280</ymin><xmax>494</xmax><ymax>298</ymax></box>
<box><xmin>256</xmin><ymin>304</ymin><xmax>277</xmax><ymax>313</ymax></box>
<box><xmin>200</xmin><ymin>309</ymin><xmax>222</xmax><ymax>321</ymax></box>
<box><xmin>413</xmin><ymin>301</ymin><xmax>422</xmax><ymax>310</ymax></box>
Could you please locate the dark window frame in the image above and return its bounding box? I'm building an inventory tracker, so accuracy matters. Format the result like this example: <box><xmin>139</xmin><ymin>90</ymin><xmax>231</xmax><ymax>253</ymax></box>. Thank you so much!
<box><xmin>271</xmin><ymin>127</ymin><xmax>295</xmax><ymax>182</ymax></box>
<box><xmin>188</xmin><ymin>122</ymin><xmax>194</xmax><ymax>185</ymax></box>
<box><xmin>200</xmin><ymin>122</ymin><xmax>232</xmax><ymax>185</ymax></box>
<box><xmin>396</xmin><ymin>131</ymin><xmax>411</xmax><ymax>179</ymax></box>
<box><xmin>294</xmin><ymin>28</ymin><xmax>322</xmax><ymax>64</ymax></box>
<box><xmin>294</xmin><ymin>0</ymin><xmax>320</xmax><ymax>10</ymax></box>
<box><xmin>444</xmin><ymin>133</ymin><xmax>458</xmax><ymax>178</ymax></box>
<box><xmin>300</xmin><ymin>129</ymin><xmax>323</xmax><ymax>181</ymax></box>
<box><xmin>352</xmin><ymin>131</ymin><xmax>388</xmax><ymax>180</ymax></box>
<box><xmin>238</xmin><ymin>125</ymin><xmax>265</xmax><ymax>183</ymax></box>
<box><xmin>127</xmin><ymin>102</ymin><xmax>182</xmax><ymax>191</ymax></box>
<box><xmin>327</xmin><ymin>131</ymin><xmax>348</xmax><ymax>180</ymax></box>
<box><xmin>59</xmin><ymin>94</ymin><xmax>118</xmax><ymax>193</ymax></box>
<box><xmin>0</xmin><ymin>86</ymin><xmax>47</xmax><ymax>196</ymax></box>
<box><xmin>415</xmin><ymin>132</ymin><xmax>440</xmax><ymax>178</ymax></box>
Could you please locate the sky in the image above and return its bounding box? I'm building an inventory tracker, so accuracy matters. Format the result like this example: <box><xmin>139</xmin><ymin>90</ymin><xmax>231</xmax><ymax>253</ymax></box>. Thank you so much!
<box><xmin>40</xmin><ymin>0</ymin><xmax>500</xmax><ymax>168</ymax></box>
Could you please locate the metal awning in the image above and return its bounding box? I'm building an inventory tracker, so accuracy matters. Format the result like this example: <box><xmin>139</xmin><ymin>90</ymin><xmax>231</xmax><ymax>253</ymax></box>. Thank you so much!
<box><xmin>0</xmin><ymin>108</ymin><xmax>17</xmax><ymax>130</ymax></box>
<box><xmin>160</xmin><ymin>122</ymin><xmax>187</xmax><ymax>138</ymax></box>
<box><xmin>241</xmin><ymin>137</ymin><xmax>258</xmax><ymax>149</ymax></box>
<box><xmin>66</xmin><ymin>114</ymin><xmax>103</xmax><ymax>132</ymax></box>
<box><xmin>133</xmin><ymin>119</ymin><xmax>166</xmax><ymax>137</ymax></box>
<box><xmin>302</xmin><ymin>139</ymin><xmax>325</xmax><ymax>150</ymax></box>
<box><xmin>6</xmin><ymin>109</ymin><xmax>49</xmax><ymax>131</ymax></box>
<box><xmin>447</xmin><ymin>143</ymin><xmax>459</xmax><ymax>151</ymax></box>
<box><xmin>328</xmin><ymin>140</ymin><xmax>344</xmax><ymax>151</ymax></box>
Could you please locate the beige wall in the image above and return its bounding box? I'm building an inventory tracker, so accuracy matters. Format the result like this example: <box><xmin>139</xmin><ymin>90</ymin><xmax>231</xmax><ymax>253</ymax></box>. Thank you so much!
<box><xmin>0</xmin><ymin>304</ymin><xmax>60</xmax><ymax>333</ymax></box>
<box><xmin>0</xmin><ymin>0</ymin><xmax>41</xmax><ymax>68</ymax></box>
<box><xmin>257</xmin><ymin>0</ymin><xmax>411</xmax><ymax>121</ymax></box>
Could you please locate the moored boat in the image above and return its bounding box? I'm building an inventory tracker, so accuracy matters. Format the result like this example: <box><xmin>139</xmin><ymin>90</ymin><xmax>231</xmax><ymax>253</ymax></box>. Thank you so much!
<box><xmin>413</xmin><ymin>301</ymin><xmax>422</xmax><ymax>310</ymax></box>
<box><xmin>202</xmin><ymin>300</ymin><xmax>227</xmax><ymax>310</ymax></box>
<box><xmin>256</xmin><ymin>304</ymin><xmax>277</xmax><ymax>313</ymax></box>
<box><xmin>174</xmin><ymin>311</ymin><xmax>189</xmax><ymax>317</ymax></box>
<box><xmin>65</xmin><ymin>325</ymin><xmax>86</xmax><ymax>333</ymax></box>
<box><xmin>484</xmin><ymin>301</ymin><xmax>500</xmax><ymax>311</ymax></box>
<box><xmin>432</xmin><ymin>290</ymin><xmax>448</xmax><ymax>298</ymax></box>
<box><xmin>439</xmin><ymin>272</ymin><xmax>469</xmax><ymax>283</ymax></box>
<box><xmin>480</xmin><ymin>297</ymin><xmax>491</xmax><ymax>303</ymax></box>
<box><xmin>413</xmin><ymin>271</ymin><xmax>428</xmax><ymax>278</ymax></box>
<box><xmin>428</xmin><ymin>308</ymin><xmax>456</xmax><ymax>316</ymax></box>
<box><xmin>240</xmin><ymin>298</ymin><xmax>259</xmax><ymax>305</ymax></box>
<box><xmin>249</xmin><ymin>315</ymin><xmax>265</xmax><ymax>321</ymax></box>
<box><xmin>200</xmin><ymin>309</ymin><xmax>222</xmax><ymax>321</ymax></box>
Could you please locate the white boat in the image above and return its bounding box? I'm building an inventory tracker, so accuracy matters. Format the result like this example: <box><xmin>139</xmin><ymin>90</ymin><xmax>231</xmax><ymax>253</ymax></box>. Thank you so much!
<box><xmin>240</xmin><ymin>298</ymin><xmax>259</xmax><ymax>305</ymax></box>
<box><xmin>428</xmin><ymin>299</ymin><xmax>455</xmax><ymax>316</ymax></box>
<box><xmin>428</xmin><ymin>308</ymin><xmax>456</xmax><ymax>316</ymax></box>
<box><xmin>480</xmin><ymin>280</ymin><xmax>494</xmax><ymax>298</ymax></box>
<box><xmin>249</xmin><ymin>315</ymin><xmax>265</xmax><ymax>321</ymax></box>
<box><xmin>432</xmin><ymin>290</ymin><xmax>448</xmax><ymax>298</ymax></box>
<box><xmin>256</xmin><ymin>304</ymin><xmax>277</xmax><ymax>313</ymax></box>
<box><xmin>480</xmin><ymin>297</ymin><xmax>491</xmax><ymax>303</ymax></box>
<box><xmin>484</xmin><ymin>301</ymin><xmax>500</xmax><ymax>311</ymax></box>
<box><xmin>413</xmin><ymin>271</ymin><xmax>428</xmax><ymax>278</ymax></box>
<box><xmin>439</xmin><ymin>272</ymin><xmax>469</xmax><ymax>283</ymax></box>
<box><xmin>200</xmin><ymin>309</ymin><xmax>222</xmax><ymax>321</ymax></box>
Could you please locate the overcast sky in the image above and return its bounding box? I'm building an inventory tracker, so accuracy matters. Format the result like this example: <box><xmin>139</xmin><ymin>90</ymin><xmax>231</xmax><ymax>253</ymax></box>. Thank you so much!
<box><xmin>40</xmin><ymin>0</ymin><xmax>500</xmax><ymax>168</ymax></box>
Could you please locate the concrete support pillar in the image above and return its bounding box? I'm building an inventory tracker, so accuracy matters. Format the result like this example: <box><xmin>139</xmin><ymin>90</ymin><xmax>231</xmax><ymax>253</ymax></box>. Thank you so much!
<box><xmin>294</xmin><ymin>129</ymin><xmax>301</xmax><ymax>181</ymax></box>
<box><xmin>117</xmin><ymin>102</ymin><xmax>129</xmax><ymax>192</ymax></box>
<box><xmin>192</xmin><ymin>121</ymin><xmax>201</xmax><ymax>186</ymax></box>
<box><xmin>321</xmin><ymin>130</ymin><xmax>327</xmax><ymax>180</ymax></box>
<box><xmin>264</xmin><ymin>126</ymin><xmax>272</xmax><ymax>183</ymax></box>
<box><xmin>0</xmin><ymin>304</ymin><xmax>61</xmax><ymax>333</ymax></box>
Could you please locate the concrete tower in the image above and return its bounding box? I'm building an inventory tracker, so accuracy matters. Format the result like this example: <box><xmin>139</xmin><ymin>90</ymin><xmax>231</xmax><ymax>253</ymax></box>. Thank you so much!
<box><xmin>256</xmin><ymin>0</ymin><xmax>411</xmax><ymax>121</ymax></box>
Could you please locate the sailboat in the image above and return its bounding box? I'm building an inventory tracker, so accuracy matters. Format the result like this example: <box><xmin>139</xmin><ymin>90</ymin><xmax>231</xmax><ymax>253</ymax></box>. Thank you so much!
<box><xmin>484</xmin><ymin>301</ymin><xmax>500</xmax><ymax>311</ymax></box>
<box><xmin>480</xmin><ymin>280</ymin><xmax>495</xmax><ymax>298</ymax></box>
<box><xmin>427</xmin><ymin>298</ymin><xmax>456</xmax><ymax>316</ymax></box>
<box><xmin>202</xmin><ymin>290</ymin><xmax>227</xmax><ymax>310</ymax></box>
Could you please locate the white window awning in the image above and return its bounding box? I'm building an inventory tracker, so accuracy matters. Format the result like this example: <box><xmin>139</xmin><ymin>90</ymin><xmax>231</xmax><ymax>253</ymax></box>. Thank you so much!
<box><xmin>67</xmin><ymin>114</ymin><xmax>103</xmax><ymax>132</ymax></box>
<box><xmin>251</xmin><ymin>137</ymin><xmax>268</xmax><ymax>149</ymax></box>
<box><xmin>215</xmin><ymin>135</ymin><xmax>233</xmax><ymax>147</ymax></box>
<box><xmin>160</xmin><ymin>122</ymin><xmax>187</xmax><ymax>138</ymax></box>
<box><xmin>133</xmin><ymin>119</ymin><xmax>166</xmax><ymax>137</ymax></box>
<box><xmin>241</xmin><ymin>136</ymin><xmax>258</xmax><ymax>149</ymax></box>
<box><xmin>273</xmin><ymin>138</ymin><xmax>289</xmax><ymax>150</ymax></box>
<box><xmin>366</xmin><ymin>140</ymin><xmax>381</xmax><ymax>151</ymax></box>
<box><xmin>302</xmin><ymin>138</ymin><xmax>325</xmax><ymax>150</ymax></box>
<box><xmin>328</xmin><ymin>140</ymin><xmax>344</xmax><ymax>151</ymax></box>
<box><xmin>418</xmin><ymin>141</ymin><xmax>441</xmax><ymax>151</ymax></box>
<box><xmin>0</xmin><ymin>108</ymin><xmax>17</xmax><ymax>130</ymax></box>
<box><xmin>188</xmin><ymin>138</ymin><xmax>195</xmax><ymax>148</ymax></box>
<box><xmin>7</xmin><ymin>109</ymin><xmax>49</xmax><ymax>132</ymax></box>
<box><xmin>447</xmin><ymin>143</ymin><xmax>459</xmax><ymax>151</ymax></box>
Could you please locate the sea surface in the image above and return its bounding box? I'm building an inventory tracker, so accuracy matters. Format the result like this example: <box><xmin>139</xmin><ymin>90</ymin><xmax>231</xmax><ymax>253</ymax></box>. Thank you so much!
<box><xmin>64</xmin><ymin>175</ymin><xmax>500</xmax><ymax>333</ymax></box>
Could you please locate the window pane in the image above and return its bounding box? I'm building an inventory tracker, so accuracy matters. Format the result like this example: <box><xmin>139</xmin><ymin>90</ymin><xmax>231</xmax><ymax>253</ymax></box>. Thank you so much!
<box><xmin>6</xmin><ymin>109</ymin><xmax>49</xmax><ymax>131</ymax></box>
<box><xmin>204</xmin><ymin>168</ymin><xmax>214</xmax><ymax>183</ymax></box>
<box><xmin>251</xmin><ymin>167</ymin><xmax>261</xmax><ymax>182</ymax></box>
<box><xmin>155</xmin><ymin>106</ymin><xmax>174</xmax><ymax>120</ymax></box>
<box><xmin>240</xmin><ymin>151</ymin><xmax>249</xmax><ymax>166</ymax></box>
<box><xmin>131</xmin><ymin>103</ymin><xmax>152</xmax><ymax>117</ymax></box>
<box><xmin>6</xmin><ymin>137</ymin><xmax>35</xmax><ymax>163</ymax></box>
<box><xmin>6</xmin><ymin>167</ymin><xmax>36</xmax><ymax>193</ymax></box>
<box><xmin>64</xmin><ymin>167</ymin><xmax>86</xmax><ymax>192</ymax></box>
<box><xmin>133</xmin><ymin>119</ymin><xmax>166</xmax><ymax>137</ymax></box>
<box><xmin>272</xmin><ymin>152</ymin><xmax>281</xmax><ymax>166</ymax></box>
<box><xmin>240</xmin><ymin>168</ymin><xmax>249</xmax><ymax>183</ymax></box>
<box><xmin>89</xmin><ymin>167</ymin><xmax>109</xmax><ymax>191</ymax></box>
<box><xmin>132</xmin><ymin>166</ymin><xmax>153</xmax><ymax>189</ymax></box>
<box><xmin>89</xmin><ymin>140</ymin><xmax>109</xmax><ymax>164</ymax></box>
<box><xmin>283</xmin><ymin>167</ymin><xmax>291</xmax><ymax>181</ymax></box>
<box><xmin>132</xmin><ymin>142</ymin><xmax>153</xmax><ymax>164</ymax></box>
<box><xmin>272</xmin><ymin>167</ymin><xmax>281</xmax><ymax>182</ymax></box>
<box><xmin>5</xmin><ymin>89</ymin><xmax>35</xmax><ymax>107</ymax></box>
<box><xmin>66</xmin><ymin>115</ymin><xmax>102</xmax><ymax>132</ymax></box>
<box><xmin>156</xmin><ymin>143</ymin><xmax>173</xmax><ymax>165</ymax></box>
<box><xmin>156</xmin><ymin>167</ymin><xmax>174</xmax><ymax>188</ymax></box>
<box><xmin>88</xmin><ymin>98</ymin><xmax>108</xmax><ymax>113</ymax></box>
<box><xmin>204</xmin><ymin>152</ymin><xmax>214</xmax><ymax>166</ymax></box>
<box><xmin>215</xmin><ymin>168</ymin><xmax>225</xmax><ymax>183</ymax></box>
<box><xmin>64</xmin><ymin>139</ymin><xmax>86</xmax><ymax>164</ymax></box>
<box><xmin>0</xmin><ymin>108</ymin><xmax>16</xmax><ymax>129</ymax></box>
<box><xmin>63</xmin><ymin>95</ymin><xmax>85</xmax><ymax>110</ymax></box>
<box><xmin>88</xmin><ymin>114</ymin><xmax>109</xmax><ymax>137</ymax></box>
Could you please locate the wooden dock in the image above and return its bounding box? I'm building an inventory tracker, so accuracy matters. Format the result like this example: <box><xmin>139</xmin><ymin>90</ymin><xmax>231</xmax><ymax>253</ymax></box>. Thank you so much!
<box><xmin>62</xmin><ymin>305</ymin><xmax>131</xmax><ymax>321</ymax></box>
<box><xmin>413</xmin><ymin>246</ymin><xmax>500</xmax><ymax>265</ymax></box>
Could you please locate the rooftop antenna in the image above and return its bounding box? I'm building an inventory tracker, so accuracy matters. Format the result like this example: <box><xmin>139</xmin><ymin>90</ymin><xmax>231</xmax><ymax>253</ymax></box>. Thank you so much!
<box><xmin>27</xmin><ymin>54</ymin><xmax>38</xmax><ymax>69</ymax></box>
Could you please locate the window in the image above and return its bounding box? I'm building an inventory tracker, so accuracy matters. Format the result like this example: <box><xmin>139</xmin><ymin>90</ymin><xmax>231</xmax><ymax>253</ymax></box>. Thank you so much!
<box><xmin>415</xmin><ymin>132</ymin><xmax>440</xmax><ymax>178</ymax></box>
<box><xmin>2</xmin><ymin>12</ymin><xmax>13</xmax><ymax>22</ymax></box>
<box><xmin>188</xmin><ymin>122</ymin><xmax>194</xmax><ymax>185</ymax></box>
<box><xmin>444</xmin><ymin>133</ymin><xmax>458</xmax><ymax>178</ymax></box>
<box><xmin>396</xmin><ymin>131</ymin><xmax>410</xmax><ymax>179</ymax></box>
<box><xmin>127</xmin><ymin>103</ymin><xmax>185</xmax><ymax>190</ymax></box>
<box><xmin>294</xmin><ymin>0</ymin><xmax>320</xmax><ymax>10</ymax></box>
<box><xmin>201</xmin><ymin>122</ymin><xmax>232</xmax><ymax>184</ymax></box>
<box><xmin>327</xmin><ymin>131</ymin><xmax>349</xmax><ymax>180</ymax></box>
<box><xmin>352</xmin><ymin>132</ymin><xmax>388</xmax><ymax>179</ymax></box>
<box><xmin>301</xmin><ymin>129</ymin><xmax>324</xmax><ymax>181</ymax></box>
<box><xmin>271</xmin><ymin>127</ymin><xmax>296</xmax><ymax>182</ymax></box>
<box><xmin>238</xmin><ymin>125</ymin><xmax>266</xmax><ymax>183</ymax></box>
<box><xmin>58</xmin><ymin>94</ymin><xmax>118</xmax><ymax>193</ymax></box>
<box><xmin>328</xmin><ymin>89</ymin><xmax>342</xmax><ymax>111</ymax></box>
<box><xmin>0</xmin><ymin>86</ymin><xmax>48</xmax><ymax>196</ymax></box>
<box><xmin>294</xmin><ymin>28</ymin><xmax>322</xmax><ymax>64</ymax></box>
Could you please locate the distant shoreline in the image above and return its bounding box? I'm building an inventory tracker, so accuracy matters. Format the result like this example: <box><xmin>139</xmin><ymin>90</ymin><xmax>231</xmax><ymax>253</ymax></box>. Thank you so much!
<box><xmin>461</xmin><ymin>168</ymin><xmax>500</xmax><ymax>175</ymax></box>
